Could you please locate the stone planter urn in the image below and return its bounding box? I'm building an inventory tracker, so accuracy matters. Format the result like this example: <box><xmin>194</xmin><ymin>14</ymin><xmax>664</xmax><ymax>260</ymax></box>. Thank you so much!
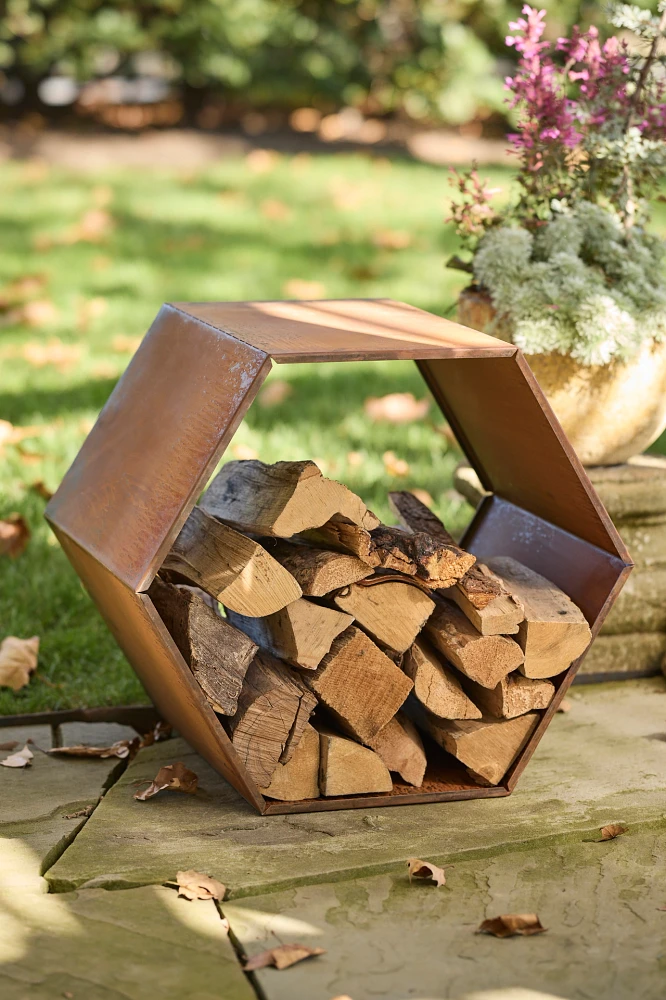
<box><xmin>458</xmin><ymin>287</ymin><xmax>666</xmax><ymax>467</ymax></box>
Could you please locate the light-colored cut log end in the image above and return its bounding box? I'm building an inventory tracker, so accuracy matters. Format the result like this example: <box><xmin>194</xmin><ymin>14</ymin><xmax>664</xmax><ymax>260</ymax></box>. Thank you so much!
<box><xmin>318</xmin><ymin>729</ymin><xmax>393</xmax><ymax>796</ymax></box>
<box><xmin>260</xmin><ymin>724</ymin><xmax>320</xmax><ymax>801</ymax></box>
<box><xmin>366</xmin><ymin>712</ymin><xmax>427</xmax><ymax>787</ymax></box>
<box><xmin>404</xmin><ymin>639</ymin><xmax>481</xmax><ymax>720</ymax></box>
<box><xmin>427</xmin><ymin>712</ymin><xmax>540</xmax><ymax>786</ymax></box>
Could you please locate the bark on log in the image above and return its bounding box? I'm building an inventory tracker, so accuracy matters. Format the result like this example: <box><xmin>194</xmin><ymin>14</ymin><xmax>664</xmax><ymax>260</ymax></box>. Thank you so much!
<box><xmin>265</xmin><ymin>539</ymin><xmax>374</xmax><ymax>595</ymax></box>
<box><xmin>368</xmin><ymin>524</ymin><xmax>475</xmax><ymax>588</ymax></box>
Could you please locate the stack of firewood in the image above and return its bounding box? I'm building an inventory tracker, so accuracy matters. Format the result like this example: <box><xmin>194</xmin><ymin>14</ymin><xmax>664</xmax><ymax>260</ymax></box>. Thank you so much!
<box><xmin>150</xmin><ymin>460</ymin><xmax>592</xmax><ymax>801</ymax></box>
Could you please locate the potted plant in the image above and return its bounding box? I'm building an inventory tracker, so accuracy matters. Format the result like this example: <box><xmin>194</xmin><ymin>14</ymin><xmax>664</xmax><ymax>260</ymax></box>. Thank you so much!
<box><xmin>451</xmin><ymin>3</ymin><xmax>666</xmax><ymax>466</ymax></box>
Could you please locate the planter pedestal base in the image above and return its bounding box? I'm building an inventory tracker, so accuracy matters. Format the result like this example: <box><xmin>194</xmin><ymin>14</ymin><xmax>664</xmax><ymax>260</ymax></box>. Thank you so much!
<box><xmin>454</xmin><ymin>456</ymin><xmax>666</xmax><ymax>681</ymax></box>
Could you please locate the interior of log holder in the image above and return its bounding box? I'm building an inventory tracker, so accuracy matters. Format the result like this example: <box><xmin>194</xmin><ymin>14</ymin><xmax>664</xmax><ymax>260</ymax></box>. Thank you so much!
<box><xmin>149</xmin><ymin>451</ymin><xmax>595</xmax><ymax>809</ymax></box>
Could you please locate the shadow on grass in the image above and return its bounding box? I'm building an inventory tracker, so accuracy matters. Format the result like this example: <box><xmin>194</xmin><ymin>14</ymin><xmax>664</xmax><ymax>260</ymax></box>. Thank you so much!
<box><xmin>0</xmin><ymin>376</ymin><xmax>119</xmax><ymax>425</ymax></box>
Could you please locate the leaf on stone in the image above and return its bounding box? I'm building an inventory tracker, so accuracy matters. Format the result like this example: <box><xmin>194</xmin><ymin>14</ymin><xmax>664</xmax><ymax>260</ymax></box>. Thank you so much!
<box><xmin>0</xmin><ymin>514</ymin><xmax>30</xmax><ymax>557</ymax></box>
<box><xmin>407</xmin><ymin>857</ymin><xmax>448</xmax><ymax>887</ymax></box>
<box><xmin>1</xmin><ymin>743</ymin><xmax>34</xmax><ymax>768</ymax></box>
<box><xmin>175</xmin><ymin>869</ymin><xmax>226</xmax><ymax>901</ymax></box>
<box><xmin>0</xmin><ymin>635</ymin><xmax>39</xmax><ymax>690</ymax></box>
<box><xmin>477</xmin><ymin>913</ymin><xmax>547</xmax><ymax>938</ymax></box>
<box><xmin>599</xmin><ymin>823</ymin><xmax>627</xmax><ymax>841</ymax></box>
<box><xmin>0</xmin><ymin>740</ymin><xmax>19</xmax><ymax>751</ymax></box>
<box><xmin>139</xmin><ymin>720</ymin><xmax>173</xmax><ymax>748</ymax></box>
<box><xmin>244</xmin><ymin>943</ymin><xmax>326</xmax><ymax>971</ymax></box>
<box><xmin>63</xmin><ymin>804</ymin><xmax>95</xmax><ymax>820</ymax></box>
<box><xmin>657</xmin><ymin>905</ymin><xmax>666</xmax><ymax>911</ymax></box>
<box><xmin>49</xmin><ymin>738</ymin><xmax>139</xmax><ymax>760</ymax></box>
<box><xmin>365</xmin><ymin>392</ymin><xmax>429</xmax><ymax>424</ymax></box>
<box><xmin>134</xmin><ymin>762</ymin><xmax>198</xmax><ymax>801</ymax></box>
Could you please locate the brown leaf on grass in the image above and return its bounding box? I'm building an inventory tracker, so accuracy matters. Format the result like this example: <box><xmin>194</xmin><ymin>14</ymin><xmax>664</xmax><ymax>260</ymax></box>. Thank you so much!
<box><xmin>175</xmin><ymin>869</ymin><xmax>226</xmax><ymax>901</ymax></box>
<box><xmin>409</xmin><ymin>488</ymin><xmax>434</xmax><ymax>508</ymax></box>
<box><xmin>260</xmin><ymin>199</ymin><xmax>292</xmax><ymax>221</ymax></box>
<box><xmin>258</xmin><ymin>380</ymin><xmax>293</xmax><ymax>408</ymax></box>
<box><xmin>477</xmin><ymin>913</ymin><xmax>547</xmax><ymax>938</ymax></box>
<box><xmin>557</xmin><ymin>698</ymin><xmax>572</xmax><ymax>713</ymax></box>
<box><xmin>0</xmin><ymin>636</ymin><xmax>39</xmax><ymax>690</ymax></box>
<box><xmin>231</xmin><ymin>442</ymin><xmax>259</xmax><ymax>461</ymax></box>
<box><xmin>76</xmin><ymin>296</ymin><xmax>107</xmax><ymax>331</ymax></box>
<box><xmin>283</xmin><ymin>279</ymin><xmax>326</xmax><ymax>300</ymax></box>
<box><xmin>30</xmin><ymin>481</ymin><xmax>54</xmax><ymax>501</ymax></box>
<box><xmin>0</xmin><ymin>419</ymin><xmax>45</xmax><ymax>450</ymax></box>
<box><xmin>0</xmin><ymin>273</ymin><xmax>48</xmax><ymax>311</ymax></box>
<box><xmin>372</xmin><ymin>229</ymin><xmax>412</xmax><ymax>251</ymax></box>
<box><xmin>347</xmin><ymin>451</ymin><xmax>363</xmax><ymax>467</ymax></box>
<box><xmin>1</xmin><ymin>743</ymin><xmax>34</xmax><ymax>768</ymax></box>
<box><xmin>49</xmin><ymin>738</ymin><xmax>139</xmax><ymax>760</ymax></box>
<box><xmin>0</xmin><ymin>514</ymin><xmax>31</xmax><ymax>557</ymax></box>
<box><xmin>407</xmin><ymin>857</ymin><xmax>448</xmax><ymax>887</ymax></box>
<box><xmin>364</xmin><ymin>393</ymin><xmax>429</xmax><ymax>424</ymax></box>
<box><xmin>244</xmin><ymin>944</ymin><xmax>326</xmax><ymax>971</ymax></box>
<box><xmin>68</xmin><ymin>208</ymin><xmax>114</xmax><ymax>244</ymax></box>
<box><xmin>21</xmin><ymin>339</ymin><xmax>82</xmax><ymax>372</ymax></box>
<box><xmin>657</xmin><ymin>905</ymin><xmax>666</xmax><ymax>911</ymax></box>
<box><xmin>599</xmin><ymin>824</ymin><xmax>627</xmax><ymax>841</ymax></box>
<box><xmin>134</xmin><ymin>762</ymin><xmax>198</xmax><ymax>801</ymax></box>
<box><xmin>111</xmin><ymin>334</ymin><xmax>142</xmax><ymax>354</ymax></box>
<box><xmin>246</xmin><ymin>149</ymin><xmax>280</xmax><ymax>174</ymax></box>
<box><xmin>383</xmin><ymin>451</ymin><xmax>409</xmax><ymax>477</ymax></box>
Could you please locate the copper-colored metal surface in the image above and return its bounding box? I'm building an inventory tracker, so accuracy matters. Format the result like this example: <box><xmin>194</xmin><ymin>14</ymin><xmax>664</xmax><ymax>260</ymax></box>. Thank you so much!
<box><xmin>46</xmin><ymin>298</ymin><xmax>632</xmax><ymax>815</ymax></box>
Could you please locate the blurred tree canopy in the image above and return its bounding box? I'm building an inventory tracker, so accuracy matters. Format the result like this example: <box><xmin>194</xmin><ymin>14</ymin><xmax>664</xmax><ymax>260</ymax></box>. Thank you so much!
<box><xmin>0</xmin><ymin>0</ymin><xmax>637</xmax><ymax>125</ymax></box>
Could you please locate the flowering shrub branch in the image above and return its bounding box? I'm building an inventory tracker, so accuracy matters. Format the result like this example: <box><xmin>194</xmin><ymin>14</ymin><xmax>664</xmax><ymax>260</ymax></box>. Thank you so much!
<box><xmin>448</xmin><ymin>3</ymin><xmax>666</xmax><ymax>366</ymax></box>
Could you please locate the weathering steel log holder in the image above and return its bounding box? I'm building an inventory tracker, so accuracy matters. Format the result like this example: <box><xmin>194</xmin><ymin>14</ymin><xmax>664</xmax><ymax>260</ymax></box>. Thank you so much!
<box><xmin>45</xmin><ymin>299</ymin><xmax>632</xmax><ymax>815</ymax></box>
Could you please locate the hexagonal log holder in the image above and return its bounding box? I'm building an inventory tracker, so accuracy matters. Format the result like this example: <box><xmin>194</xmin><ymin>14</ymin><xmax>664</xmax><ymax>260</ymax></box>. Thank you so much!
<box><xmin>46</xmin><ymin>299</ymin><xmax>632</xmax><ymax>815</ymax></box>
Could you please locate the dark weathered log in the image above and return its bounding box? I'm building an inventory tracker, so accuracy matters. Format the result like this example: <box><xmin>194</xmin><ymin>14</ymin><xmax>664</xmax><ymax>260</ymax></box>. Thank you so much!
<box><xmin>227</xmin><ymin>651</ymin><xmax>316</xmax><ymax>786</ymax></box>
<box><xmin>368</xmin><ymin>524</ymin><xmax>475</xmax><ymax>588</ymax></box>
<box><xmin>148</xmin><ymin>577</ymin><xmax>257</xmax><ymax>715</ymax></box>
<box><xmin>201</xmin><ymin>459</ymin><xmax>379</xmax><ymax>536</ymax></box>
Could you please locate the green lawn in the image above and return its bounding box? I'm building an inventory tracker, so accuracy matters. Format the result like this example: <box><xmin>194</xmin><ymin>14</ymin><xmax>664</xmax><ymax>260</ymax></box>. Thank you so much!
<box><xmin>0</xmin><ymin>150</ymin><xmax>494</xmax><ymax>715</ymax></box>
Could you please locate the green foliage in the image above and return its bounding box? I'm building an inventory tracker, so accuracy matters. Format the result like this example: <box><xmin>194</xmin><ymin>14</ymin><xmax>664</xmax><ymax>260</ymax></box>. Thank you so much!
<box><xmin>473</xmin><ymin>201</ymin><xmax>666</xmax><ymax>365</ymax></box>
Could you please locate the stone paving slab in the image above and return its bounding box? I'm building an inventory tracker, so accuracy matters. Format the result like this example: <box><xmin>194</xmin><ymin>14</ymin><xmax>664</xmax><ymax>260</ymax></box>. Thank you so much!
<box><xmin>0</xmin><ymin>881</ymin><xmax>254</xmax><ymax>1000</ymax></box>
<box><xmin>45</xmin><ymin>680</ymin><xmax>666</xmax><ymax>896</ymax></box>
<box><xmin>1</xmin><ymin>723</ymin><xmax>133</xmax><ymax>888</ymax></box>
<box><xmin>57</xmin><ymin>721</ymin><xmax>137</xmax><ymax>747</ymax></box>
<box><xmin>224</xmin><ymin>830</ymin><xmax>666</xmax><ymax>1000</ymax></box>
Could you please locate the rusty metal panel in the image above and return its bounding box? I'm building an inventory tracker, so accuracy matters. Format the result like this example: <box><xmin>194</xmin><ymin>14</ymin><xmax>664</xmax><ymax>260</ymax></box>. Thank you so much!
<box><xmin>46</xmin><ymin>304</ymin><xmax>271</xmax><ymax>593</ymax></box>
<box><xmin>174</xmin><ymin>299</ymin><xmax>517</xmax><ymax>363</ymax></box>
<box><xmin>52</xmin><ymin>528</ymin><xmax>266</xmax><ymax>812</ymax></box>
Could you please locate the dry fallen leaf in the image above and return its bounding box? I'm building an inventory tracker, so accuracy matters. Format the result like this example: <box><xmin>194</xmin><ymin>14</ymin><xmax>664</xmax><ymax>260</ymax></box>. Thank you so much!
<box><xmin>134</xmin><ymin>762</ymin><xmax>198</xmax><ymax>801</ymax></box>
<box><xmin>258</xmin><ymin>380</ymin><xmax>293</xmax><ymax>408</ymax></box>
<box><xmin>260</xmin><ymin>199</ymin><xmax>292</xmax><ymax>221</ymax></box>
<box><xmin>657</xmin><ymin>905</ymin><xmax>666</xmax><ymax>911</ymax></box>
<box><xmin>599</xmin><ymin>824</ymin><xmax>627</xmax><ymax>841</ymax></box>
<box><xmin>17</xmin><ymin>299</ymin><xmax>59</xmax><ymax>328</ymax></box>
<box><xmin>77</xmin><ymin>296</ymin><xmax>107</xmax><ymax>331</ymax></box>
<box><xmin>246</xmin><ymin>148</ymin><xmax>280</xmax><ymax>174</ymax></box>
<box><xmin>372</xmin><ymin>229</ymin><xmax>412</xmax><ymax>250</ymax></box>
<box><xmin>477</xmin><ymin>913</ymin><xmax>547</xmax><ymax>938</ymax></box>
<box><xmin>409</xmin><ymin>488</ymin><xmax>434</xmax><ymax>508</ymax></box>
<box><xmin>364</xmin><ymin>393</ymin><xmax>429</xmax><ymax>424</ymax></box>
<box><xmin>347</xmin><ymin>451</ymin><xmax>364</xmax><ymax>467</ymax></box>
<box><xmin>383</xmin><ymin>451</ymin><xmax>410</xmax><ymax>477</ymax></box>
<box><xmin>557</xmin><ymin>698</ymin><xmax>572</xmax><ymax>713</ymax></box>
<box><xmin>49</xmin><ymin>739</ymin><xmax>139</xmax><ymax>760</ymax></box>
<box><xmin>231</xmin><ymin>442</ymin><xmax>259</xmax><ymax>461</ymax></box>
<box><xmin>0</xmin><ymin>273</ymin><xmax>48</xmax><ymax>310</ymax></box>
<box><xmin>30</xmin><ymin>481</ymin><xmax>54</xmax><ymax>501</ymax></box>
<box><xmin>283</xmin><ymin>278</ymin><xmax>327</xmax><ymax>300</ymax></box>
<box><xmin>111</xmin><ymin>334</ymin><xmax>142</xmax><ymax>354</ymax></box>
<box><xmin>0</xmin><ymin>740</ymin><xmax>19</xmax><ymax>751</ymax></box>
<box><xmin>175</xmin><ymin>869</ymin><xmax>226</xmax><ymax>901</ymax></box>
<box><xmin>21</xmin><ymin>339</ymin><xmax>82</xmax><ymax>372</ymax></box>
<box><xmin>63</xmin><ymin>804</ymin><xmax>95</xmax><ymax>820</ymax></box>
<box><xmin>0</xmin><ymin>636</ymin><xmax>39</xmax><ymax>690</ymax></box>
<box><xmin>1</xmin><ymin>743</ymin><xmax>34</xmax><ymax>768</ymax></box>
<box><xmin>407</xmin><ymin>857</ymin><xmax>448</xmax><ymax>887</ymax></box>
<box><xmin>0</xmin><ymin>514</ymin><xmax>31</xmax><ymax>557</ymax></box>
<box><xmin>244</xmin><ymin>943</ymin><xmax>326</xmax><ymax>971</ymax></box>
<box><xmin>138</xmin><ymin>720</ymin><xmax>173</xmax><ymax>748</ymax></box>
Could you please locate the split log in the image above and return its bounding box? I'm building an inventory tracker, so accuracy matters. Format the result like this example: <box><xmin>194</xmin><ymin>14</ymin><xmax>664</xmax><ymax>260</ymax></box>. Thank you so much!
<box><xmin>425</xmin><ymin>600</ymin><xmax>524</xmax><ymax>688</ymax></box>
<box><xmin>486</xmin><ymin>556</ymin><xmax>592</xmax><ymax>678</ymax></box>
<box><xmin>423</xmin><ymin>712</ymin><xmax>540</xmax><ymax>786</ymax></box>
<box><xmin>260</xmin><ymin>724</ymin><xmax>320</xmax><ymax>801</ymax></box>
<box><xmin>227</xmin><ymin>652</ymin><xmax>316</xmax><ymax>786</ymax></box>
<box><xmin>333</xmin><ymin>578</ymin><xmax>435</xmax><ymax>654</ymax></box>
<box><xmin>226</xmin><ymin>599</ymin><xmax>353</xmax><ymax>670</ymax></box>
<box><xmin>465</xmin><ymin>674</ymin><xmax>555</xmax><ymax>720</ymax></box>
<box><xmin>148</xmin><ymin>577</ymin><xmax>257</xmax><ymax>715</ymax></box>
<box><xmin>368</xmin><ymin>524</ymin><xmax>475</xmax><ymax>588</ymax></box>
<box><xmin>164</xmin><ymin>506</ymin><xmax>301</xmax><ymax>617</ymax></box>
<box><xmin>304</xmin><ymin>626</ymin><xmax>413</xmax><ymax>743</ymax></box>
<box><xmin>365</xmin><ymin>711</ymin><xmax>427</xmax><ymax>787</ymax></box>
<box><xmin>389</xmin><ymin>490</ymin><xmax>520</xmax><ymax>630</ymax></box>
<box><xmin>201</xmin><ymin>459</ymin><xmax>379</xmax><ymax>536</ymax></box>
<box><xmin>404</xmin><ymin>638</ymin><xmax>481</xmax><ymax>720</ymax></box>
<box><xmin>300</xmin><ymin>517</ymin><xmax>380</xmax><ymax>564</ymax></box>
<box><xmin>447</xmin><ymin>575</ymin><xmax>524</xmax><ymax>636</ymax></box>
<box><xmin>267</xmin><ymin>540</ymin><xmax>373</xmax><ymax>595</ymax></box>
<box><xmin>317</xmin><ymin>727</ymin><xmax>392</xmax><ymax>796</ymax></box>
